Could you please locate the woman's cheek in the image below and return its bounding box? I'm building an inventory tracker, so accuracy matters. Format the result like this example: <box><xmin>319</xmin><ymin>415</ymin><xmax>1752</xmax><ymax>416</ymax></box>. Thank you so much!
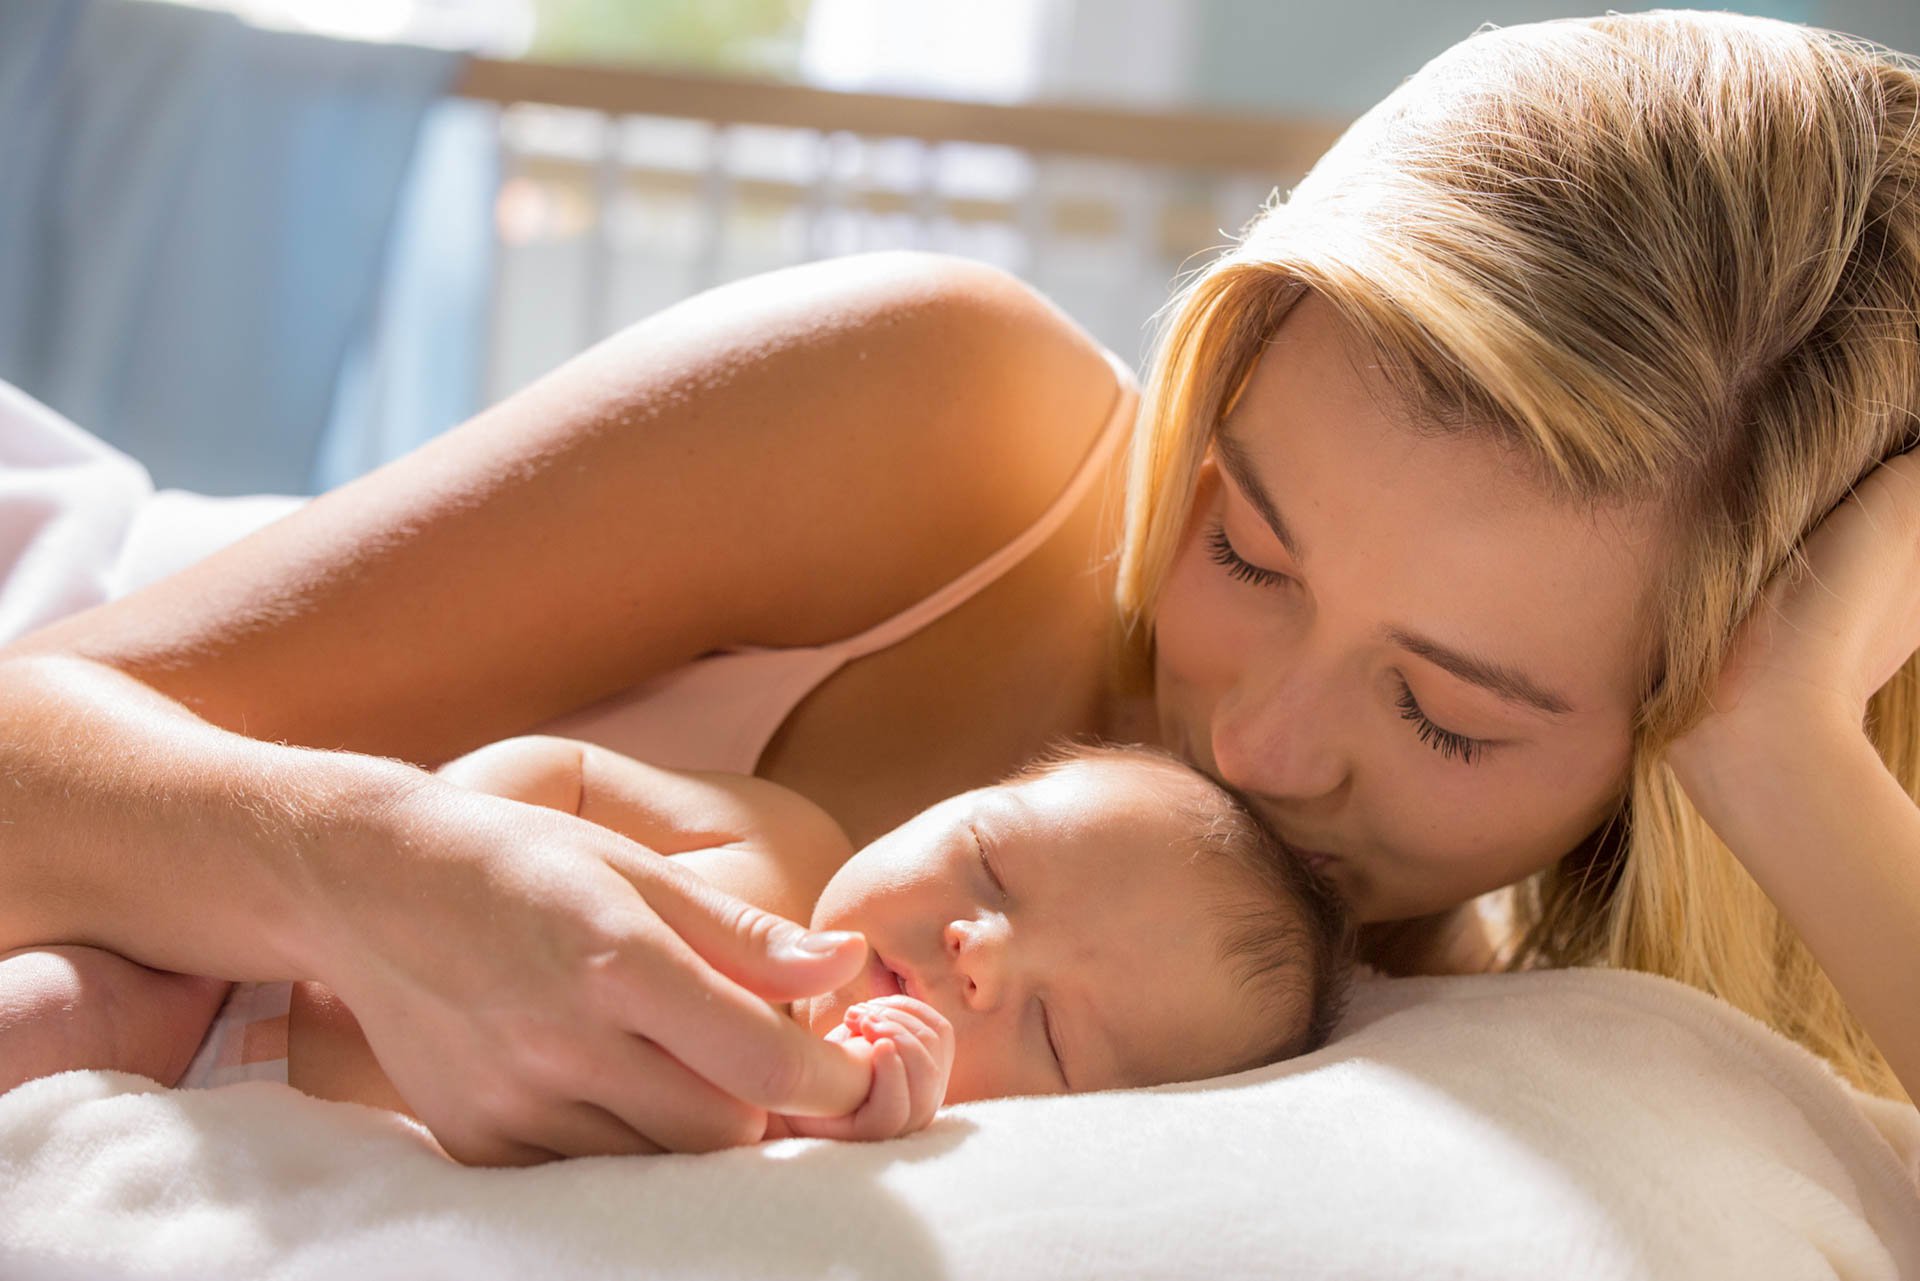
<box><xmin>1154</xmin><ymin>530</ymin><xmax>1248</xmax><ymax>689</ymax></box>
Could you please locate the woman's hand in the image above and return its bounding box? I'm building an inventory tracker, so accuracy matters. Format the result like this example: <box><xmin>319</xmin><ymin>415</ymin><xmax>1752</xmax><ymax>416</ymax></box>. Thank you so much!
<box><xmin>779</xmin><ymin>995</ymin><xmax>956</xmax><ymax>1142</ymax></box>
<box><xmin>1676</xmin><ymin>444</ymin><xmax>1920</xmax><ymax>753</ymax></box>
<box><xmin>1660</xmin><ymin>446</ymin><xmax>1920</xmax><ymax>1107</ymax></box>
<box><xmin>305</xmin><ymin>779</ymin><xmax>877</xmax><ymax>1166</ymax></box>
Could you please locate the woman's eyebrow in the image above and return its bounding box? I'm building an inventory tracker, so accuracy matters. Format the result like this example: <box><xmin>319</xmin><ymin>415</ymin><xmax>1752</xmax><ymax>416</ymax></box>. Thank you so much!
<box><xmin>1385</xmin><ymin>627</ymin><xmax>1575</xmax><ymax>718</ymax></box>
<box><xmin>1214</xmin><ymin>424</ymin><xmax>1309</xmax><ymax>563</ymax></box>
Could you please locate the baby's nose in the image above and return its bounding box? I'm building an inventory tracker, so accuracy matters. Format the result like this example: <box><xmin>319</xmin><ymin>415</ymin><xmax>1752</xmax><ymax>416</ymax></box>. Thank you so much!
<box><xmin>944</xmin><ymin>917</ymin><xmax>1005</xmax><ymax>1011</ymax></box>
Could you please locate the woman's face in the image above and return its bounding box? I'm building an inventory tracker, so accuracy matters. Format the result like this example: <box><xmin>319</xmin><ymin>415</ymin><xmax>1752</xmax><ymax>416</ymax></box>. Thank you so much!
<box><xmin>1152</xmin><ymin>293</ymin><xmax>1666</xmax><ymax>924</ymax></box>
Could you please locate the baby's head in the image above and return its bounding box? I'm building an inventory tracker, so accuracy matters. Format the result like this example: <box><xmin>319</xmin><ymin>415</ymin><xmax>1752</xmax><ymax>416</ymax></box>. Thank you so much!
<box><xmin>800</xmin><ymin>741</ymin><xmax>1355</xmax><ymax>1103</ymax></box>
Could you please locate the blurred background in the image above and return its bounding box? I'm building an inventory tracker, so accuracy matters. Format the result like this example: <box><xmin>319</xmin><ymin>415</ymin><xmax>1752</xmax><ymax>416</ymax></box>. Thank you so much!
<box><xmin>4</xmin><ymin>0</ymin><xmax>1917</xmax><ymax>496</ymax></box>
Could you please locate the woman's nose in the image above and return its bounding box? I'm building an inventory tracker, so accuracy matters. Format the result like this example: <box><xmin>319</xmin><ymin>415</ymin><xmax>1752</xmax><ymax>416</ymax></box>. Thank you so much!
<box><xmin>1210</xmin><ymin>664</ymin><xmax>1349</xmax><ymax>799</ymax></box>
<box><xmin>943</xmin><ymin>916</ymin><xmax>1007</xmax><ymax>1011</ymax></box>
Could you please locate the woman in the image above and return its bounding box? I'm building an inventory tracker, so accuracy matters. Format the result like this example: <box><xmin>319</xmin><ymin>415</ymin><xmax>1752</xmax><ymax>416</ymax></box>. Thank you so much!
<box><xmin>2</xmin><ymin>10</ymin><xmax>1917</xmax><ymax>1164</ymax></box>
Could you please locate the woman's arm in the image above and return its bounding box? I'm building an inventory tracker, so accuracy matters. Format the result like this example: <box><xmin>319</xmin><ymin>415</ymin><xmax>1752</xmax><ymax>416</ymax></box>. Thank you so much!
<box><xmin>1666</xmin><ymin>445</ymin><xmax>1920</xmax><ymax>1103</ymax></box>
<box><xmin>0</xmin><ymin>250</ymin><xmax>1123</xmax><ymax>1161</ymax></box>
<box><xmin>1668</xmin><ymin>704</ymin><xmax>1920</xmax><ymax>1101</ymax></box>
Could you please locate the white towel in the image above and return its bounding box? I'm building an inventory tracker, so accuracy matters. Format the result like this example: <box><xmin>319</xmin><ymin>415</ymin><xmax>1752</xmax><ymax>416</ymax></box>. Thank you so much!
<box><xmin>2</xmin><ymin>968</ymin><xmax>1914</xmax><ymax>1280</ymax></box>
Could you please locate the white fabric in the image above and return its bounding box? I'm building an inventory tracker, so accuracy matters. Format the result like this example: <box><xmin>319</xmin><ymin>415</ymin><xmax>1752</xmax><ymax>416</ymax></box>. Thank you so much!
<box><xmin>1</xmin><ymin>969</ymin><xmax>1914</xmax><ymax>1280</ymax></box>
<box><xmin>0</xmin><ymin>379</ymin><xmax>302</xmax><ymax>648</ymax></box>
<box><xmin>0</xmin><ymin>379</ymin><xmax>154</xmax><ymax>644</ymax></box>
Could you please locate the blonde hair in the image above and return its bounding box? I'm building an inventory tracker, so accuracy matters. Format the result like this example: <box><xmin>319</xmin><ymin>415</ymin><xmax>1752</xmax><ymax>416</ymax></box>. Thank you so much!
<box><xmin>1116</xmin><ymin>10</ymin><xmax>1920</xmax><ymax>1099</ymax></box>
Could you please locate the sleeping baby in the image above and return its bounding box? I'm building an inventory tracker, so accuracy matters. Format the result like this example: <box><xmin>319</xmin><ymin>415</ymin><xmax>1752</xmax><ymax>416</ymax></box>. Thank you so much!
<box><xmin>176</xmin><ymin>737</ymin><xmax>1356</xmax><ymax>1148</ymax></box>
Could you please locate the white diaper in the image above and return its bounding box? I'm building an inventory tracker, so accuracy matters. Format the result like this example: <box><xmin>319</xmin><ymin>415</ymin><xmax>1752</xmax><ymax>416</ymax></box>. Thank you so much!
<box><xmin>176</xmin><ymin>981</ymin><xmax>293</xmax><ymax>1089</ymax></box>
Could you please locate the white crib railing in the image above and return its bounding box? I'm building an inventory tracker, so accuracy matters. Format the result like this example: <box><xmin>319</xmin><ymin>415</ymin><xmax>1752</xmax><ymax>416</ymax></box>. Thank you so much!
<box><xmin>452</xmin><ymin>58</ymin><xmax>1348</xmax><ymax>399</ymax></box>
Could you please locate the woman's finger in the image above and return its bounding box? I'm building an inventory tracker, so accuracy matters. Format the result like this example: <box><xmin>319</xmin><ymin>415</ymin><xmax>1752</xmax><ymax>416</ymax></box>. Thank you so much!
<box><xmin>518</xmin><ymin>1101</ymin><xmax>670</xmax><ymax>1162</ymax></box>
<box><xmin>566</xmin><ymin>1027</ymin><xmax>775</xmax><ymax>1155</ymax></box>
<box><xmin>611</xmin><ymin>847</ymin><xmax>869</xmax><ymax>1001</ymax></box>
<box><xmin>433</xmin><ymin>1127</ymin><xmax>563</xmax><ymax>1169</ymax></box>
<box><xmin>594</xmin><ymin>861</ymin><xmax>876</xmax><ymax>1122</ymax></box>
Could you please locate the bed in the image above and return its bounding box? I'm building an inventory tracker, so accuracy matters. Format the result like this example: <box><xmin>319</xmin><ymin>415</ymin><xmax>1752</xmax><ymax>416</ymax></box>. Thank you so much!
<box><xmin>1</xmin><ymin>379</ymin><xmax>1917</xmax><ymax>1279</ymax></box>
<box><xmin>2</xmin><ymin>969</ymin><xmax>1916</xmax><ymax>1278</ymax></box>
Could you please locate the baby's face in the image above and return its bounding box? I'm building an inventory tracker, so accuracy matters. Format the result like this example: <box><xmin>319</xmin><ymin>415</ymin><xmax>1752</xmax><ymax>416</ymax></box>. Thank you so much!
<box><xmin>800</xmin><ymin>755</ymin><xmax>1289</xmax><ymax>1103</ymax></box>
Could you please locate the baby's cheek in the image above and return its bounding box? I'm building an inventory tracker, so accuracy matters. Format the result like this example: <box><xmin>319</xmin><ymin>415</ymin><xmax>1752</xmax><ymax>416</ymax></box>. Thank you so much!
<box><xmin>940</xmin><ymin>1045</ymin><xmax>991</xmax><ymax>1105</ymax></box>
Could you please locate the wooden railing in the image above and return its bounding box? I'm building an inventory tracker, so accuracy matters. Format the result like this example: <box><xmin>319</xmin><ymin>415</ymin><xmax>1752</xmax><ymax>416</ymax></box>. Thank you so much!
<box><xmin>447</xmin><ymin>57</ymin><xmax>1350</xmax><ymax>397</ymax></box>
<box><xmin>453</xmin><ymin>58</ymin><xmax>1347</xmax><ymax>176</ymax></box>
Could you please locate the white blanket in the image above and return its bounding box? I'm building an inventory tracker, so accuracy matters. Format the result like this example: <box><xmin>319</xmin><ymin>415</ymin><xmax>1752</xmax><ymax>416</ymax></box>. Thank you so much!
<box><xmin>0</xmin><ymin>379</ymin><xmax>301</xmax><ymax>647</ymax></box>
<box><xmin>2</xmin><ymin>969</ymin><xmax>1915</xmax><ymax>1280</ymax></box>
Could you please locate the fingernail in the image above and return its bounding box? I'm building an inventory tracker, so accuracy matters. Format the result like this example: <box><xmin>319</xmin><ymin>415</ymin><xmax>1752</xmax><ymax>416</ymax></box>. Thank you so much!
<box><xmin>785</xmin><ymin>929</ymin><xmax>859</xmax><ymax>958</ymax></box>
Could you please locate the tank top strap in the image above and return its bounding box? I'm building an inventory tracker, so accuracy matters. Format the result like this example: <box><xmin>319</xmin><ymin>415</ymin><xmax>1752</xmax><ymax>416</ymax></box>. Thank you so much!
<box><xmin>528</xmin><ymin>346</ymin><xmax>1142</xmax><ymax>777</ymax></box>
<box><xmin>816</xmin><ymin>345</ymin><xmax>1140</xmax><ymax>666</ymax></box>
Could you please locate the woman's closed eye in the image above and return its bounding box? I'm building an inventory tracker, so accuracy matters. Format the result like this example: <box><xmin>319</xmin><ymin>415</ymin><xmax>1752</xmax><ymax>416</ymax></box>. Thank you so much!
<box><xmin>1205</xmin><ymin>522</ymin><xmax>1292</xmax><ymax>590</ymax></box>
<box><xmin>1393</xmin><ymin>678</ymin><xmax>1488</xmax><ymax>766</ymax></box>
<box><xmin>1204</xmin><ymin>520</ymin><xmax>1492</xmax><ymax>767</ymax></box>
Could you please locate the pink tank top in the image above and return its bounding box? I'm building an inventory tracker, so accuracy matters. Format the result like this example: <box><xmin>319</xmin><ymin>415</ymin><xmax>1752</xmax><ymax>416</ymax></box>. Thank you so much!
<box><xmin>531</xmin><ymin>347</ymin><xmax>1140</xmax><ymax>776</ymax></box>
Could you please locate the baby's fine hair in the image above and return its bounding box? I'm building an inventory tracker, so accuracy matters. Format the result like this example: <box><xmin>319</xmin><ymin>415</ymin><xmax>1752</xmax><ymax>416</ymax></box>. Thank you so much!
<box><xmin>1010</xmin><ymin>739</ymin><xmax>1357</xmax><ymax>1071</ymax></box>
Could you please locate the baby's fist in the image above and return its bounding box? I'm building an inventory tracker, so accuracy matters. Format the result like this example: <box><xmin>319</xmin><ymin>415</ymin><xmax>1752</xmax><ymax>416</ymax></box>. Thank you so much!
<box><xmin>785</xmin><ymin>995</ymin><xmax>954</xmax><ymax>1142</ymax></box>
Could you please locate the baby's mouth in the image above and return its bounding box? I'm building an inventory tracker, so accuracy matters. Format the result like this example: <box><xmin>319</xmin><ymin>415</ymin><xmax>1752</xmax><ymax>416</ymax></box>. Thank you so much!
<box><xmin>879</xmin><ymin>954</ymin><xmax>919</xmax><ymax>1001</ymax></box>
<box><xmin>862</xmin><ymin>947</ymin><xmax>907</xmax><ymax>1002</ymax></box>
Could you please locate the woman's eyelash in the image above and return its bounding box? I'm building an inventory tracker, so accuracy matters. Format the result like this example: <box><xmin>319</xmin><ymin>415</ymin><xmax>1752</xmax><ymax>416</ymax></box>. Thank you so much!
<box><xmin>1204</xmin><ymin>523</ymin><xmax>1291</xmax><ymax>589</ymax></box>
<box><xmin>1394</xmin><ymin>680</ymin><xmax>1488</xmax><ymax>766</ymax></box>
<box><xmin>1204</xmin><ymin>521</ymin><xmax>1489</xmax><ymax>768</ymax></box>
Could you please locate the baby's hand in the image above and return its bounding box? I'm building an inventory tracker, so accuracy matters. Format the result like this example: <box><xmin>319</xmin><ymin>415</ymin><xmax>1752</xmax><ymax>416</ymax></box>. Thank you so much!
<box><xmin>778</xmin><ymin>996</ymin><xmax>954</xmax><ymax>1142</ymax></box>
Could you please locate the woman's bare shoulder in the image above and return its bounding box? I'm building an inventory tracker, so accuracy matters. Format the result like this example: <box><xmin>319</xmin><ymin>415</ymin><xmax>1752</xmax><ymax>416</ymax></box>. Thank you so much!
<box><xmin>12</xmin><ymin>253</ymin><xmax>1126</xmax><ymax>765</ymax></box>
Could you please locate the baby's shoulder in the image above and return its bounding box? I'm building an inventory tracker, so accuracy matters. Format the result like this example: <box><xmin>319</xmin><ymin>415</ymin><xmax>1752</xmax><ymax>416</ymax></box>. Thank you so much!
<box><xmin>663</xmin><ymin>770</ymin><xmax>856</xmax><ymax>923</ymax></box>
<box><xmin>680</xmin><ymin>770</ymin><xmax>855</xmax><ymax>865</ymax></box>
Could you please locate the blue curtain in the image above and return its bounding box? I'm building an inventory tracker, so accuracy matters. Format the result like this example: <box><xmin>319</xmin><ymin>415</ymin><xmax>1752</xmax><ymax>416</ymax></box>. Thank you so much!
<box><xmin>311</xmin><ymin>97</ymin><xmax>498</xmax><ymax>494</ymax></box>
<box><xmin>0</xmin><ymin>0</ymin><xmax>461</xmax><ymax>496</ymax></box>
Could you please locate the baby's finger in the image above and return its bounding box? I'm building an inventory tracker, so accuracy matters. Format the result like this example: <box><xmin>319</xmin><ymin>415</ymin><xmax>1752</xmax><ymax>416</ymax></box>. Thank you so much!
<box><xmin>857</xmin><ymin>996</ymin><xmax>952</xmax><ymax>1047</ymax></box>
<box><xmin>877</xmin><ymin>1023</ymin><xmax>949</xmax><ymax>1131</ymax></box>
<box><xmin>851</xmin><ymin>1039</ymin><xmax>911</xmax><ymax>1140</ymax></box>
<box><xmin>867</xmin><ymin>1009</ymin><xmax>955</xmax><ymax>1093</ymax></box>
<box><xmin>852</xmin><ymin>998</ymin><xmax>925</xmax><ymax>1044</ymax></box>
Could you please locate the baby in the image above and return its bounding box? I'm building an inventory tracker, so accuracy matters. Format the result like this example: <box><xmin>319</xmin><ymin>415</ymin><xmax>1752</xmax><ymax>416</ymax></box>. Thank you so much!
<box><xmin>179</xmin><ymin>736</ymin><xmax>1356</xmax><ymax>1147</ymax></box>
